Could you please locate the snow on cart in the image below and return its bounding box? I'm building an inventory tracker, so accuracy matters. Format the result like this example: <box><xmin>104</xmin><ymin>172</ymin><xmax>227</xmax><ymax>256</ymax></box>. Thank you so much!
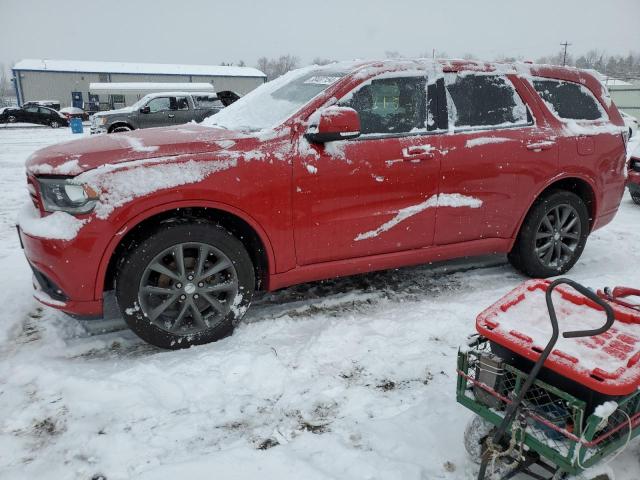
<box><xmin>457</xmin><ymin>278</ymin><xmax>640</xmax><ymax>480</ymax></box>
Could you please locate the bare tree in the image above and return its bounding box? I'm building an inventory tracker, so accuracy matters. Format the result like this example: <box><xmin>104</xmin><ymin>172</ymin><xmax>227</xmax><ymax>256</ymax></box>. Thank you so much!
<box><xmin>0</xmin><ymin>63</ymin><xmax>16</xmax><ymax>107</ymax></box>
<box><xmin>311</xmin><ymin>57</ymin><xmax>334</xmax><ymax>66</ymax></box>
<box><xmin>255</xmin><ymin>55</ymin><xmax>300</xmax><ymax>80</ymax></box>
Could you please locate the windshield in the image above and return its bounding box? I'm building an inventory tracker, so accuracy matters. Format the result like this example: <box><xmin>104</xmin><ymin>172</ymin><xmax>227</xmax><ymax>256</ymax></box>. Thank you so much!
<box><xmin>129</xmin><ymin>95</ymin><xmax>153</xmax><ymax>111</ymax></box>
<box><xmin>202</xmin><ymin>67</ymin><xmax>346</xmax><ymax>131</ymax></box>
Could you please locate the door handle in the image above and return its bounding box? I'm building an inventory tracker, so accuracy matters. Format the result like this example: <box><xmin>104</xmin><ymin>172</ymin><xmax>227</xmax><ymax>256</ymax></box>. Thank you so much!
<box><xmin>526</xmin><ymin>141</ymin><xmax>555</xmax><ymax>152</ymax></box>
<box><xmin>168</xmin><ymin>114</ymin><xmax>175</xmax><ymax>118</ymax></box>
<box><xmin>402</xmin><ymin>146</ymin><xmax>435</xmax><ymax>161</ymax></box>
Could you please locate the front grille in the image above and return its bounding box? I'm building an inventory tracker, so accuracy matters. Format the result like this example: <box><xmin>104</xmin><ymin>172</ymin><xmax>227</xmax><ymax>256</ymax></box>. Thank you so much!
<box><xmin>32</xmin><ymin>267</ymin><xmax>68</xmax><ymax>302</ymax></box>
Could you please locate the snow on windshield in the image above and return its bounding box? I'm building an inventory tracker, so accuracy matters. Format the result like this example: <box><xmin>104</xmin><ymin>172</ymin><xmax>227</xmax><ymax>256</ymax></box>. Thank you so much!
<box><xmin>202</xmin><ymin>67</ymin><xmax>346</xmax><ymax>132</ymax></box>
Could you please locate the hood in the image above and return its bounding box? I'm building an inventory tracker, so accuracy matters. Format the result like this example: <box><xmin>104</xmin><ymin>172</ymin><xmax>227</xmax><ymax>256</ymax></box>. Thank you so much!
<box><xmin>26</xmin><ymin>123</ymin><xmax>255</xmax><ymax>176</ymax></box>
<box><xmin>93</xmin><ymin>106</ymin><xmax>134</xmax><ymax>117</ymax></box>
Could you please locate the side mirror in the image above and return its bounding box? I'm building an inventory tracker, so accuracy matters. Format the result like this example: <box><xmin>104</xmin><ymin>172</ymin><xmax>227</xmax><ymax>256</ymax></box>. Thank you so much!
<box><xmin>140</xmin><ymin>106</ymin><xmax>151</xmax><ymax>114</ymax></box>
<box><xmin>305</xmin><ymin>106</ymin><xmax>361</xmax><ymax>143</ymax></box>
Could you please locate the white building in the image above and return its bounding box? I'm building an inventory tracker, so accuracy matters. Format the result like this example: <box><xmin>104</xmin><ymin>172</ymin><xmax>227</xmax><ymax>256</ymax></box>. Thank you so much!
<box><xmin>12</xmin><ymin>59</ymin><xmax>266</xmax><ymax>110</ymax></box>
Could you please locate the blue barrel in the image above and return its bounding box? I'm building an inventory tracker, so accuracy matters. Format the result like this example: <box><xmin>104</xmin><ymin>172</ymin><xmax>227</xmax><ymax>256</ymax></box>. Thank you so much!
<box><xmin>70</xmin><ymin>118</ymin><xmax>83</xmax><ymax>134</ymax></box>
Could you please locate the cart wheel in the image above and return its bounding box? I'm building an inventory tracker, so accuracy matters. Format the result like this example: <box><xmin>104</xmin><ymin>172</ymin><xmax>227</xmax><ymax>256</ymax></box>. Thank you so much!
<box><xmin>464</xmin><ymin>416</ymin><xmax>494</xmax><ymax>463</ymax></box>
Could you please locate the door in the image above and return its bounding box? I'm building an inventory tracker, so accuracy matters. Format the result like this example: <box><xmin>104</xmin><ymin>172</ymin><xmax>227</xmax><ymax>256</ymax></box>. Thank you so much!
<box><xmin>170</xmin><ymin>96</ymin><xmax>192</xmax><ymax>125</ymax></box>
<box><xmin>139</xmin><ymin>96</ymin><xmax>174</xmax><ymax>128</ymax></box>
<box><xmin>433</xmin><ymin>72</ymin><xmax>558</xmax><ymax>245</ymax></box>
<box><xmin>71</xmin><ymin>91</ymin><xmax>83</xmax><ymax>109</ymax></box>
<box><xmin>293</xmin><ymin>74</ymin><xmax>444</xmax><ymax>265</ymax></box>
<box><xmin>22</xmin><ymin>106</ymin><xmax>40</xmax><ymax>124</ymax></box>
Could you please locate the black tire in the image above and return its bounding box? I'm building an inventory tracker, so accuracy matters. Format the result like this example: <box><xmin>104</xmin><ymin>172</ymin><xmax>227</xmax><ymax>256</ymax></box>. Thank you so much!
<box><xmin>110</xmin><ymin>125</ymin><xmax>132</xmax><ymax>133</ymax></box>
<box><xmin>7</xmin><ymin>115</ymin><xmax>16</xmax><ymax>123</ymax></box>
<box><xmin>631</xmin><ymin>190</ymin><xmax>640</xmax><ymax>206</ymax></box>
<box><xmin>50</xmin><ymin>120</ymin><xmax>60</xmax><ymax>128</ymax></box>
<box><xmin>509</xmin><ymin>190</ymin><xmax>589</xmax><ymax>278</ymax></box>
<box><xmin>464</xmin><ymin>416</ymin><xmax>494</xmax><ymax>463</ymax></box>
<box><xmin>115</xmin><ymin>221</ymin><xmax>255</xmax><ymax>349</ymax></box>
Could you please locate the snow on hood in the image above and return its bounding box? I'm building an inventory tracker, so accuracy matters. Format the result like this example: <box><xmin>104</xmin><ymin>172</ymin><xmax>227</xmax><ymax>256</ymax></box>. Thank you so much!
<box><xmin>25</xmin><ymin>123</ymin><xmax>252</xmax><ymax>176</ymax></box>
<box><xmin>92</xmin><ymin>106</ymin><xmax>134</xmax><ymax>117</ymax></box>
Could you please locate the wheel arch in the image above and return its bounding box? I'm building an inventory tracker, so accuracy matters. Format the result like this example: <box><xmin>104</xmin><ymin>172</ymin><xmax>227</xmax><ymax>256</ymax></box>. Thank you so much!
<box><xmin>108</xmin><ymin>121</ymin><xmax>135</xmax><ymax>133</ymax></box>
<box><xmin>98</xmin><ymin>201</ymin><xmax>275</xmax><ymax>299</ymax></box>
<box><xmin>510</xmin><ymin>175</ymin><xmax>598</xmax><ymax>248</ymax></box>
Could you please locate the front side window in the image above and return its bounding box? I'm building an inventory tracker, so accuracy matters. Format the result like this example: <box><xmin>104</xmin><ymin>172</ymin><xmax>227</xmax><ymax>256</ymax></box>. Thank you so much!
<box><xmin>445</xmin><ymin>73</ymin><xmax>528</xmax><ymax>130</ymax></box>
<box><xmin>147</xmin><ymin>97</ymin><xmax>171</xmax><ymax>113</ymax></box>
<box><xmin>531</xmin><ymin>78</ymin><xmax>605</xmax><ymax>121</ymax></box>
<box><xmin>340</xmin><ymin>76</ymin><xmax>426</xmax><ymax>135</ymax></box>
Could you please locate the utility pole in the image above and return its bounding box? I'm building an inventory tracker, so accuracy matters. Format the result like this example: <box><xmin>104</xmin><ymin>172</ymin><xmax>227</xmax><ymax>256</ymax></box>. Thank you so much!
<box><xmin>560</xmin><ymin>41</ymin><xmax>572</xmax><ymax>66</ymax></box>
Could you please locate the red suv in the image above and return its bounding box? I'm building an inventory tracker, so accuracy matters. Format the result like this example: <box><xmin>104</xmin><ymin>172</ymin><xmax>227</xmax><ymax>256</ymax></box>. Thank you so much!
<box><xmin>19</xmin><ymin>60</ymin><xmax>628</xmax><ymax>348</ymax></box>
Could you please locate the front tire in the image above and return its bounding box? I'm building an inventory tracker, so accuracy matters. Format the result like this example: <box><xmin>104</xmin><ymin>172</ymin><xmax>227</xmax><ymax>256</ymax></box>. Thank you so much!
<box><xmin>631</xmin><ymin>189</ymin><xmax>640</xmax><ymax>206</ymax></box>
<box><xmin>50</xmin><ymin>120</ymin><xmax>60</xmax><ymax>128</ymax></box>
<box><xmin>509</xmin><ymin>190</ymin><xmax>589</xmax><ymax>278</ymax></box>
<box><xmin>111</xmin><ymin>125</ymin><xmax>132</xmax><ymax>133</ymax></box>
<box><xmin>115</xmin><ymin>221</ymin><xmax>255</xmax><ymax>349</ymax></box>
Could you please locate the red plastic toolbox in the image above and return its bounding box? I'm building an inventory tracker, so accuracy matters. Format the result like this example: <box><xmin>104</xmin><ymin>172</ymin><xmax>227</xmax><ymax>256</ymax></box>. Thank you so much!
<box><xmin>476</xmin><ymin>279</ymin><xmax>640</xmax><ymax>396</ymax></box>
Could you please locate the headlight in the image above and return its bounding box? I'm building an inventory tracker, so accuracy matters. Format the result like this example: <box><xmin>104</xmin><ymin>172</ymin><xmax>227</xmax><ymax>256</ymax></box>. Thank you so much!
<box><xmin>38</xmin><ymin>178</ymin><xmax>98</xmax><ymax>214</ymax></box>
<box><xmin>98</xmin><ymin>117</ymin><xmax>107</xmax><ymax>125</ymax></box>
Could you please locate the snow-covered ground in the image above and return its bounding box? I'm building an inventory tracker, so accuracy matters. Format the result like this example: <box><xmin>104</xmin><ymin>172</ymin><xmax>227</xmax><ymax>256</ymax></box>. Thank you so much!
<box><xmin>0</xmin><ymin>126</ymin><xmax>639</xmax><ymax>480</ymax></box>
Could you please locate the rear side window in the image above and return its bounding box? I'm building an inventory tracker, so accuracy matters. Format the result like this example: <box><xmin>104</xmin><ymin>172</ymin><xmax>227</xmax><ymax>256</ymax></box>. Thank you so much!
<box><xmin>193</xmin><ymin>95</ymin><xmax>223</xmax><ymax>109</ymax></box>
<box><xmin>444</xmin><ymin>73</ymin><xmax>529</xmax><ymax>129</ymax></box>
<box><xmin>532</xmin><ymin>79</ymin><xmax>605</xmax><ymax>121</ymax></box>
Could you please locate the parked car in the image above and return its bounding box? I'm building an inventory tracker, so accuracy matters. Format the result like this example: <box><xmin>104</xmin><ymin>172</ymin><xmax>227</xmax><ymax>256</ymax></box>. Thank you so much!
<box><xmin>1</xmin><ymin>105</ymin><xmax>69</xmax><ymax>127</ymax></box>
<box><xmin>60</xmin><ymin>106</ymin><xmax>90</xmax><ymax>121</ymax></box>
<box><xmin>90</xmin><ymin>91</ymin><xmax>231</xmax><ymax>134</ymax></box>
<box><xmin>19</xmin><ymin>59</ymin><xmax>628</xmax><ymax>349</ymax></box>
<box><xmin>22</xmin><ymin>100</ymin><xmax>61</xmax><ymax>111</ymax></box>
<box><xmin>628</xmin><ymin>147</ymin><xmax>640</xmax><ymax>205</ymax></box>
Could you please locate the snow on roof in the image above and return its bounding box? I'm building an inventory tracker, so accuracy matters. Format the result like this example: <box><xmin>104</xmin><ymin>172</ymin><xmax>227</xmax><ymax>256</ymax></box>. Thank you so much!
<box><xmin>13</xmin><ymin>59</ymin><xmax>266</xmax><ymax>78</ymax></box>
<box><xmin>89</xmin><ymin>82</ymin><xmax>215</xmax><ymax>94</ymax></box>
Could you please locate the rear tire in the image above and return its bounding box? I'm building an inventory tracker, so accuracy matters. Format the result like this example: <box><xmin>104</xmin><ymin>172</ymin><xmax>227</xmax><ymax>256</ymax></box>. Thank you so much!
<box><xmin>509</xmin><ymin>190</ymin><xmax>589</xmax><ymax>278</ymax></box>
<box><xmin>631</xmin><ymin>190</ymin><xmax>640</xmax><ymax>206</ymax></box>
<box><xmin>7</xmin><ymin>115</ymin><xmax>16</xmax><ymax>123</ymax></box>
<box><xmin>115</xmin><ymin>221</ymin><xmax>255</xmax><ymax>349</ymax></box>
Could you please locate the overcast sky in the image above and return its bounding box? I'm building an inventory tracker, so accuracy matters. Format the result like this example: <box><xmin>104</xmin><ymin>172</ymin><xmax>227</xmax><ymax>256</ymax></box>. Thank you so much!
<box><xmin>1</xmin><ymin>0</ymin><xmax>639</xmax><ymax>71</ymax></box>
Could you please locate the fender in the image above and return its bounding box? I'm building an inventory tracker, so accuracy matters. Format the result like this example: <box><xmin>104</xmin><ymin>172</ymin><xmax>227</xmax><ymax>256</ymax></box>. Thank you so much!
<box><xmin>506</xmin><ymin>171</ymin><xmax>599</xmax><ymax>250</ymax></box>
<box><xmin>93</xmin><ymin>199</ymin><xmax>278</xmax><ymax>300</ymax></box>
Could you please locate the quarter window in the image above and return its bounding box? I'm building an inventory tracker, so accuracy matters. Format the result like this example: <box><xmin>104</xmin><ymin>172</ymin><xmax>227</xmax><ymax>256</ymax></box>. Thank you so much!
<box><xmin>340</xmin><ymin>76</ymin><xmax>427</xmax><ymax>135</ymax></box>
<box><xmin>531</xmin><ymin>79</ymin><xmax>605</xmax><ymax>121</ymax></box>
<box><xmin>444</xmin><ymin>73</ymin><xmax>529</xmax><ymax>129</ymax></box>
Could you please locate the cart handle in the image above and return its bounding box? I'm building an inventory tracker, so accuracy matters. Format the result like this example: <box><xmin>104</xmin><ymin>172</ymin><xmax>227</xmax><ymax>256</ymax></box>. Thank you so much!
<box><xmin>546</xmin><ymin>278</ymin><xmax>615</xmax><ymax>339</ymax></box>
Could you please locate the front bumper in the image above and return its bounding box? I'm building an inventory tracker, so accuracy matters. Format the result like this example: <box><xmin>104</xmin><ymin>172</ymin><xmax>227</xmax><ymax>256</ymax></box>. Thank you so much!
<box><xmin>90</xmin><ymin>125</ymin><xmax>107</xmax><ymax>135</ymax></box>
<box><xmin>18</xmin><ymin>225</ymin><xmax>104</xmax><ymax>318</ymax></box>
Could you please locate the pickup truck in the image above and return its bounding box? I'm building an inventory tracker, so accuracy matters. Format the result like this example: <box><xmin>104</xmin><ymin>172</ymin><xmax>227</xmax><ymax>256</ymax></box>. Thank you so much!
<box><xmin>90</xmin><ymin>91</ymin><xmax>238</xmax><ymax>134</ymax></box>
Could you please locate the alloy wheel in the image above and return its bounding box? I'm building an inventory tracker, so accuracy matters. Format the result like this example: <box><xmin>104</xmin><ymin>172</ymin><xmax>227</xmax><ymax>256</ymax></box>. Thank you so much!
<box><xmin>138</xmin><ymin>242</ymin><xmax>239</xmax><ymax>335</ymax></box>
<box><xmin>534</xmin><ymin>204</ymin><xmax>581</xmax><ymax>269</ymax></box>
